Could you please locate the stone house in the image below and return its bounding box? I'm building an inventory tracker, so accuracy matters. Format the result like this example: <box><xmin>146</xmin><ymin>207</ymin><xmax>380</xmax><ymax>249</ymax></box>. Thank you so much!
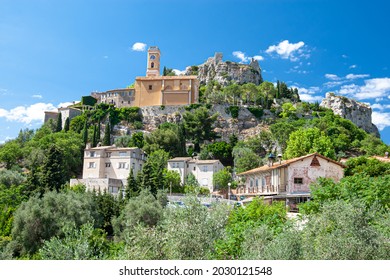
<box><xmin>236</xmin><ymin>153</ymin><xmax>345</xmax><ymax>210</ymax></box>
<box><xmin>70</xmin><ymin>144</ymin><xmax>146</xmax><ymax>195</ymax></box>
<box><xmin>167</xmin><ymin>157</ymin><xmax>224</xmax><ymax>193</ymax></box>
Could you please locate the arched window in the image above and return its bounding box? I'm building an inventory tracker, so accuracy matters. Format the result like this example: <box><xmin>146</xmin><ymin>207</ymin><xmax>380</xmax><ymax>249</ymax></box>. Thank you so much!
<box><xmin>151</xmin><ymin>62</ymin><xmax>154</xmax><ymax>68</ymax></box>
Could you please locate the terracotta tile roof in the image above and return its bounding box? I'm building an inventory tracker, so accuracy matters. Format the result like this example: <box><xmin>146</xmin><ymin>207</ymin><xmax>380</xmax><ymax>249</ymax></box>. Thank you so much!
<box><xmin>135</xmin><ymin>75</ymin><xmax>198</xmax><ymax>81</ymax></box>
<box><xmin>168</xmin><ymin>157</ymin><xmax>192</xmax><ymax>162</ymax></box>
<box><xmin>237</xmin><ymin>153</ymin><xmax>345</xmax><ymax>176</ymax></box>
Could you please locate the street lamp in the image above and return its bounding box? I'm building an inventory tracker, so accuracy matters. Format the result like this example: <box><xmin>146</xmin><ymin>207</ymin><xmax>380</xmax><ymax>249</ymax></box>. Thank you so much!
<box><xmin>228</xmin><ymin>182</ymin><xmax>231</xmax><ymax>200</ymax></box>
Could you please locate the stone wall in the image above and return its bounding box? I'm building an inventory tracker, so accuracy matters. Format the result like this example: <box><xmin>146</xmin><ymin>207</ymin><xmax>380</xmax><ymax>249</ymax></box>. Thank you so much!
<box><xmin>186</xmin><ymin>52</ymin><xmax>263</xmax><ymax>86</ymax></box>
<box><xmin>320</xmin><ymin>92</ymin><xmax>380</xmax><ymax>137</ymax></box>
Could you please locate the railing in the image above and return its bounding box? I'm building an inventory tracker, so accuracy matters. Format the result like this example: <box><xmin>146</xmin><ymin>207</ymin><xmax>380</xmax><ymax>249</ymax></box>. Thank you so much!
<box><xmin>236</xmin><ymin>184</ymin><xmax>286</xmax><ymax>195</ymax></box>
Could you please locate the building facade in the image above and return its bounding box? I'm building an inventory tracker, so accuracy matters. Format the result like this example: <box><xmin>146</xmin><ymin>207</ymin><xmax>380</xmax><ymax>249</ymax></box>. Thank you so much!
<box><xmin>236</xmin><ymin>153</ymin><xmax>345</xmax><ymax>210</ymax></box>
<box><xmin>167</xmin><ymin>157</ymin><xmax>224</xmax><ymax>192</ymax></box>
<box><xmin>92</xmin><ymin>46</ymin><xmax>199</xmax><ymax>108</ymax></box>
<box><xmin>70</xmin><ymin>144</ymin><xmax>146</xmax><ymax>195</ymax></box>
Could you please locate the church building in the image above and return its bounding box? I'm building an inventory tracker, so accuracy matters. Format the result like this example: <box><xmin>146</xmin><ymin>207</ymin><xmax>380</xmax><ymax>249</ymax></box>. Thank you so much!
<box><xmin>134</xmin><ymin>46</ymin><xmax>199</xmax><ymax>107</ymax></box>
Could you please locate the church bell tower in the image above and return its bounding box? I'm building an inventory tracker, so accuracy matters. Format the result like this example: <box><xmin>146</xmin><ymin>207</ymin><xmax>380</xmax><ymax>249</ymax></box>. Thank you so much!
<box><xmin>146</xmin><ymin>46</ymin><xmax>161</xmax><ymax>77</ymax></box>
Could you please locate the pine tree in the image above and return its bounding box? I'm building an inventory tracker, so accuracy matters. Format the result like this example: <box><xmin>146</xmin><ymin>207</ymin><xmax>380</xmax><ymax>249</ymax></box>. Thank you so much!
<box><xmin>64</xmin><ymin>117</ymin><xmax>70</xmax><ymax>132</ymax></box>
<box><xmin>103</xmin><ymin>122</ymin><xmax>111</xmax><ymax>146</ymax></box>
<box><xmin>82</xmin><ymin>120</ymin><xmax>88</xmax><ymax>145</ymax></box>
<box><xmin>56</xmin><ymin>113</ymin><xmax>62</xmax><ymax>132</ymax></box>
<box><xmin>125</xmin><ymin>168</ymin><xmax>139</xmax><ymax>199</ymax></box>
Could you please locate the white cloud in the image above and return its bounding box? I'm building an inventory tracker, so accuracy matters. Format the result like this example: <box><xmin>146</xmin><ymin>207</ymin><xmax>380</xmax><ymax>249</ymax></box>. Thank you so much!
<box><xmin>0</xmin><ymin>103</ymin><xmax>56</xmax><ymax>124</ymax></box>
<box><xmin>58</xmin><ymin>101</ymin><xmax>78</xmax><ymax>108</ymax></box>
<box><xmin>342</xmin><ymin>54</ymin><xmax>348</xmax><ymax>58</ymax></box>
<box><xmin>131</xmin><ymin>42</ymin><xmax>147</xmax><ymax>52</ymax></box>
<box><xmin>355</xmin><ymin>78</ymin><xmax>390</xmax><ymax>100</ymax></box>
<box><xmin>325</xmin><ymin>74</ymin><xmax>341</xmax><ymax>80</ymax></box>
<box><xmin>253</xmin><ymin>55</ymin><xmax>264</xmax><ymax>61</ymax></box>
<box><xmin>265</xmin><ymin>40</ymin><xmax>305</xmax><ymax>61</ymax></box>
<box><xmin>233</xmin><ymin>51</ymin><xmax>264</xmax><ymax>63</ymax></box>
<box><xmin>172</xmin><ymin>69</ymin><xmax>185</xmax><ymax>76</ymax></box>
<box><xmin>338</xmin><ymin>84</ymin><xmax>359</xmax><ymax>95</ymax></box>
<box><xmin>323</xmin><ymin>81</ymin><xmax>344</xmax><ymax>88</ymax></box>
<box><xmin>233</xmin><ymin>51</ymin><xmax>249</xmax><ymax>63</ymax></box>
<box><xmin>371</xmin><ymin>103</ymin><xmax>390</xmax><ymax>111</ymax></box>
<box><xmin>372</xmin><ymin>111</ymin><xmax>390</xmax><ymax>131</ymax></box>
<box><xmin>346</xmin><ymin>73</ymin><xmax>370</xmax><ymax>80</ymax></box>
<box><xmin>299</xmin><ymin>93</ymin><xmax>324</xmax><ymax>103</ymax></box>
<box><xmin>349</xmin><ymin>64</ymin><xmax>357</xmax><ymax>69</ymax></box>
<box><xmin>32</xmin><ymin>94</ymin><xmax>43</xmax><ymax>99</ymax></box>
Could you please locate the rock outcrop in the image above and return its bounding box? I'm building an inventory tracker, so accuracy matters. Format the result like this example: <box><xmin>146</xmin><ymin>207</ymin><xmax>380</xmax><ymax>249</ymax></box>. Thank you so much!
<box><xmin>186</xmin><ymin>52</ymin><xmax>263</xmax><ymax>86</ymax></box>
<box><xmin>138</xmin><ymin>105</ymin><xmax>273</xmax><ymax>141</ymax></box>
<box><xmin>320</xmin><ymin>92</ymin><xmax>380</xmax><ymax>137</ymax></box>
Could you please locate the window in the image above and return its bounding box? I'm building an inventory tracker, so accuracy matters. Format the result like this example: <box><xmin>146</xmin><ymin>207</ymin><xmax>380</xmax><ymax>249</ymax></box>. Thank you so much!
<box><xmin>149</xmin><ymin>85</ymin><xmax>153</xmax><ymax>90</ymax></box>
<box><xmin>203</xmin><ymin>165</ymin><xmax>208</xmax><ymax>172</ymax></box>
<box><xmin>106</xmin><ymin>152</ymin><xmax>111</xmax><ymax>158</ymax></box>
<box><xmin>105</xmin><ymin>163</ymin><xmax>111</xmax><ymax>168</ymax></box>
<box><xmin>132</xmin><ymin>151</ymin><xmax>136</xmax><ymax>158</ymax></box>
<box><xmin>255</xmin><ymin>179</ymin><xmax>258</xmax><ymax>187</ymax></box>
<box><xmin>119</xmin><ymin>152</ymin><xmax>127</xmax><ymax>157</ymax></box>
<box><xmin>193</xmin><ymin>166</ymin><xmax>196</xmax><ymax>171</ymax></box>
<box><xmin>294</xmin><ymin>177</ymin><xmax>303</xmax><ymax>184</ymax></box>
<box><xmin>151</xmin><ymin>62</ymin><xmax>154</xmax><ymax>68</ymax></box>
<box><xmin>132</xmin><ymin>162</ymin><xmax>135</xmax><ymax>169</ymax></box>
<box><xmin>90</xmin><ymin>151</ymin><xmax>95</xmax><ymax>157</ymax></box>
<box><xmin>118</xmin><ymin>162</ymin><xmax>126</xmax><ymax>169</ymax></box>
<box><xmin>88</xmin><ymin>162</ymin><xmax>96</xmax><ymax>169</ymax></box>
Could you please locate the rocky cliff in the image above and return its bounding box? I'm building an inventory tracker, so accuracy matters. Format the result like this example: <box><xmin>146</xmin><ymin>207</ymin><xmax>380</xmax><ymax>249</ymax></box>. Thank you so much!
<box><xmin>320</xmin><ymin>92</ymin><xmax>380</xmax><ymax>137</ymax></box>
<box><xmin>138</xmin><ymin>105</ymin><xmax>273</xmax><ymax>141</ymax></box>
<box><xmin>186</xmin><ymin>52</ymin><xmax>263</xmax><ymax>86</ymax></box>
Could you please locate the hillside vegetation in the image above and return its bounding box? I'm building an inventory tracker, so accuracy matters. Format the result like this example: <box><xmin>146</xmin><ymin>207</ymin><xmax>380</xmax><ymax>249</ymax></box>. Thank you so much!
<box><xmin>0</xmin><ymin>78</ymin><xmax>389</xmax><ymax>260</ymax></box>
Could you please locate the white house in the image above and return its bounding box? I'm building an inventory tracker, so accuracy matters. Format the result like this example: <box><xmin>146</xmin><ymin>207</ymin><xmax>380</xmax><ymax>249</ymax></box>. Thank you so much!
<box><xmin>236</xmin><ymin>153</ymin><xmax>345</xmax><ymax>210</ymax></box>
<box><xmin>167</xmin><ymin>157</ymin><xmax>224</xmax><ymax>192</ymax></box>
<box><xmin>70</xmin><ymin>144</ymin><xmax>146</xmax><ymax>195</ymax></box>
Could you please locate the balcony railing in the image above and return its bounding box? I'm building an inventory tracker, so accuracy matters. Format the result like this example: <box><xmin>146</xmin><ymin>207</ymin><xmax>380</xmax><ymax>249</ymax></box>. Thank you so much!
<box><xmin>236</xmin><ymin>184</ymin><xmax>287</xmax><ymax>195</ymax></box>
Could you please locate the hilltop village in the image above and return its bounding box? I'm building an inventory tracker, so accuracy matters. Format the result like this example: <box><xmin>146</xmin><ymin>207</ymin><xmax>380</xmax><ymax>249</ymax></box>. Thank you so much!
<box><xmin>1</xmin><ymin>46</ymin><xmax>390</xmax><ymax>260</ymax></box>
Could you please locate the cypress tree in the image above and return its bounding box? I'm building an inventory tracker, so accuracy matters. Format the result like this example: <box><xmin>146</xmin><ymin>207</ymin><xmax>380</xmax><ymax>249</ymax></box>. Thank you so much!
<box><xmin>40</xmin><ymin>145</ymin><xmax>66</xmax><ymax>193</ymax></box>
<box><xmin>97</xmin><ymin>118</ymin><xmax>101</xmax><ymax>143</ymax></box>
<box><xmin>64</xmin><ymin>117</ymin><xmax>70</xmax><ymax>132</ymax></box>
<box><xmin>92</xmin><ymin>125</ymin><xmax>97</xmax><ymax>147</ymax></box>
<box><xmin>125</xmin><ymin>168</ymin><xmax>139</xmax><ymax>199</ymax></box>
<box><xmin>82</xmin><ymin>120</ymin><xmax>88</xmax><ymax>145</ymax></box>
<box><xmin>103</xmin><ymin>122</ymin><xmax>111</xmax><ymax>146</ymax></box>
<box><xmin>56</xmin><ymin>113</ymin><xmax>62</xmax><ymax>132</ymax></box>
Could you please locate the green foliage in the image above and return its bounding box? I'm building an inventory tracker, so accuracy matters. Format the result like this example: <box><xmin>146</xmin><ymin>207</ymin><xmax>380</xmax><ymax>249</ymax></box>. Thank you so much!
<box><xmin>284</xmin><ymin>127</ymin><xmax>336</xmax><ymax>159</ymax></box>
<box><xmin>114</xmin><ymin>136</ymin><xmax>131</xmax><ymax>148</ymax></box>
<box><xmin>64</xmin><ymin>117</ymin><xmax>70</xmax><ymax>132</ymax></box>
<box><xmin>55</xmin><ymin>113</ymin><xmax>62</xmax><ymax>132</ymax></box>
<box><xmin>128</xmin><ymin>132</ymin><xmax>144</xmax><ymax>148</ymax></box>
<box><xmin>344</xmin><ymin>156</ymin><xmax>390</xmax><ymax>177</ymax></box>
<box><xmin>301</xmin><ymin>200</ymin><xmax>390</xmax><ymax>259</ymax></box>
<box><xmin>143</xmin><ymin>127</ymin><xmax>183</xmax><ymax>157</ymax></box>
<box><xmin>138</xmin><ymin>150</ymin><xmax>169</xmax><ymax>195</ymax></box>
<box><xmin>125</xmin><ymin>168</ymin><xmax>139</xmax><ymax>199</ymax></box>
<box><xmin>39</xmin><ymin>223</ymin><xmax>109</xmax><ymax>260</ymax></box>
<box><xmin>161</xmin><ymin>196</ymin><xmax>230</xmax><ymax>259</ymax></box>
<box><xmin>162</xmin><ymin>169</ymin><xmax>182</xmax><ymax>194</ymax></box>
<box><xmin>102</xmin><ymin>122</ymin><xmax>111</xmax><ymax>146</ymax></box>
<box><xmin>228</xmin><ymin>105</ymin><xmax>239</xmax><ymax>118</ymax></box>
<box><xmin>199</xmin><ymin>141</ymin><xmax>233</xmax><ymax>166</ymax></box>
<box><xmin>300</xmin><ymin>174</ymin><xmax>390</xmax><ymax>214</ymax></box>
<box><xmin>81</xmin><ymin>96</ymin><xmax>97</xmax><ymax>106</ymax></box>
<box><xmin>214</xmin><ymin>199</ymin><xmax>287</xmax><ymax>259</ymax></box>
<box><xmin>112</xmin><ymin>189</ymin><xmax>163</xmax><ymax>240</ymax></box>
<box><xmin>247</xmin><ymin>107</ymin><xmax>263</xmax><ymax>119</ymax></box>
<box><xmin>10</xmin><ymin>191</ymin><xmax>100</xmax><ymax>256</ymax></box>
<box><xmin>279</xmin><ymin>102</ymin><xmax>297</xmax><ymax>118</ymax></box>
<box><xmin>0</xmin><ymin>140</ymin><xmax>24</xmax><ymax>169</ymax></box>
<box><xmin>232</xmin><ymin>146</ymin><xmax>262</xmax><ymax>174</ymax></box>
<box><xmin>213</xmin><ymin>168</ymin><xmax>232</xmax><ymax>190</ymax></box>
<box><xmin>0</xmin><ymin>184</ymin><xmax>27</xmax><ymax>237</ymax></box>
<box><xmin>0</xmin><ymin>169</ymin><xmax>26</xmax><ymax>188</ymax></box>
<box><xmin>182</xmin><ymin>107</ymin><xmax>218</xmax><ymax>151</ymax></box>
<box><xmin>94</xmin><ymin>190</ymin><xmax>120</xmax><ymax>236</ymax></box>
<box><xmin>69</xmin><ymin>114</ymin><xmax>87</xmax><ymax>133</ymax></box>
<box><xmin>82</xmin><ymin>119</ymin><xmax>88</xmax><ymax>145</ymax></box>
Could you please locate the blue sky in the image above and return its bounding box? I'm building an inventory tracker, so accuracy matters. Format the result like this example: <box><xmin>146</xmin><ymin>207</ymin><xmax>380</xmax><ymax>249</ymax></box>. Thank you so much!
<box><xmin>1</xmin><ymin>0</ymin><xmax>390</xmax><ymax>144</ymax></box>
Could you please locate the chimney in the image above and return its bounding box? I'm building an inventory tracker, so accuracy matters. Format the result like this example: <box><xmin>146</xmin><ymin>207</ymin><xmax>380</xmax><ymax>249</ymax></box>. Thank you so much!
<box><xmin>268</xmin><ymin>153</ymin><xmax>275</xmax><ymax>167</ymax></box>
<box><xmin>277</xmin><ymin>154</ymin><xmax>282</xmax><ymax>164</ymax></box>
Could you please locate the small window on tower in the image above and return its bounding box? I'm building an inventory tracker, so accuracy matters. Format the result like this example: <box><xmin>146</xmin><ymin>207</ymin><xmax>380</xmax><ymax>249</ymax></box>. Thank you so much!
<box><xmin>149</xmin><ymin>85</ymin><xmax>153</xmax><ymax>90</ymax></box>
<box><xmin>151</xmin><ymin>62</ymin><xmax>155</xmax><ymax>68</ymax></box>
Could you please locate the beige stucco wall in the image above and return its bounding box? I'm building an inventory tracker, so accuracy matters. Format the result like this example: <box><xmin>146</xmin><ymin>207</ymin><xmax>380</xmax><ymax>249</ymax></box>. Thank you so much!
<box><xmin>286</xmin><ymin>156</ymin><xmax>344</xmax><ymax>194</ymax></box>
